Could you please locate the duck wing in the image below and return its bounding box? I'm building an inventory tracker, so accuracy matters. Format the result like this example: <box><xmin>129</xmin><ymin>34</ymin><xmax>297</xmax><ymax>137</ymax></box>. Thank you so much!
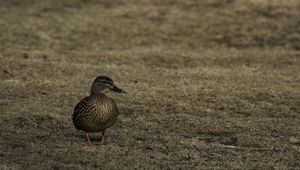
<box><xmin>72</xmin><ymin>96</ymin><xmax>92</xmax><ymax>129</ymax></box>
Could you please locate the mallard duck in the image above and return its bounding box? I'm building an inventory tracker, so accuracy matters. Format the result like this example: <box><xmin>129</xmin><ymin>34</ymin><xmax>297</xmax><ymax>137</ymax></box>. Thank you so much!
<box><xmin>72</xmin><ymin>76</ymin><xmax>126</xmax><ymax>145</ymax></box>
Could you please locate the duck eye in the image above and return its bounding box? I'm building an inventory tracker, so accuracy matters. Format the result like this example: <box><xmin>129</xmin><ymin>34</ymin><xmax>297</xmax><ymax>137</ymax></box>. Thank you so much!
<box><xmin>101</xmin><ymin>80</ymin><xmax>113</xmax><ymax>86</ymax></box>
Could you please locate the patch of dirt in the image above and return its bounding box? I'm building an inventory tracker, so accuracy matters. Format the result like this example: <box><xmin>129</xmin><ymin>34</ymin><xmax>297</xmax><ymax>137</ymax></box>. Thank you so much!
<box><xmin>0</xmin><ymin>0</ymin><xmax>300</xmax><ymax>169</ymax></box>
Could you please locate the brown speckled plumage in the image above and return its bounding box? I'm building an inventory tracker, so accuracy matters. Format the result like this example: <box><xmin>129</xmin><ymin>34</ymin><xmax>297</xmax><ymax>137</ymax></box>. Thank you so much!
<box><xmin>72</xmin><ymin>76</ymin><xmax>125</xmax><ymax>145</ymax></box>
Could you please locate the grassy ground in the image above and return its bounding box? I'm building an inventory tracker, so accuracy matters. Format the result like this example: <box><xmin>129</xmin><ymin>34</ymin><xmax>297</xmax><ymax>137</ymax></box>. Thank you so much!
<box><xmin>0</xmin><ymin>0</ymin><xmax>300</xmax><ymax>169</ymax></box>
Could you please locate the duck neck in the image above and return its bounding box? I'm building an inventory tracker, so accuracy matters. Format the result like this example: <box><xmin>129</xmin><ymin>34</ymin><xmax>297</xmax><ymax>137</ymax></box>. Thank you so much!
<box><xmin>91</xmin><ymin>91</ymin><xmax>106</xmax><ymax>97</ymax></box>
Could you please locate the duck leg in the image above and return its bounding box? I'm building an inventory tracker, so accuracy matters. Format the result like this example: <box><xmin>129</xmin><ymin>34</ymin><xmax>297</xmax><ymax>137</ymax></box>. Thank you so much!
<box><xmin>100</xmin><ymin>130</ymin><xmax>106</xmax><ymax>145</ymax></box>
<box><xmin>85</xmin><ymin>132</ymin><xmax>92</xmax><ymax>145</ymax></box>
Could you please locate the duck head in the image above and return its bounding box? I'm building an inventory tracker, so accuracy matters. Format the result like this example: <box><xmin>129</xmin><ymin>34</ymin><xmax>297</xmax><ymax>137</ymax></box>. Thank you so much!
<box><xmin>91</xmin><ymin>76</ymin><xmax>126</xmax><ymax>95</ymax></box>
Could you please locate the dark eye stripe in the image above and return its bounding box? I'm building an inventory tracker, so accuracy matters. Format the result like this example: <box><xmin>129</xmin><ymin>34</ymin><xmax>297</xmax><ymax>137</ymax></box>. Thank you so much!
<box><xmin>95</xmin><ymin>76</ymin><xmax>114</xmax><ymax>85</ymax></box>
<box><xmin>100</xmin><ymin>80</ymin><xmax>113</xmax><ymax>86</ymax></box>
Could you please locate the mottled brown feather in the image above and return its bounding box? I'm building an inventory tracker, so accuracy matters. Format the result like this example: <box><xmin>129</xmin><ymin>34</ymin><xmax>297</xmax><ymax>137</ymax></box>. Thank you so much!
<box><xmin>72</xmin><ymin>94</ymin><xmax>119</xmax><ymax>132</ymax></box>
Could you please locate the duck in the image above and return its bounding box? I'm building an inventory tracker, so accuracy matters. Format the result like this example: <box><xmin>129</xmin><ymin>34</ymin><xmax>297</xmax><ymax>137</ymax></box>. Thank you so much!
<box><xmin>72</xmin><ymin>76</ymin><xmax>126</xmax><ymax>145</ymax></box>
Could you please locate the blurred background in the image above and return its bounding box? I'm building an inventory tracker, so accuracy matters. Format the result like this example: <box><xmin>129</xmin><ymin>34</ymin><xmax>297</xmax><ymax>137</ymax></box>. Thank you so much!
<box><xmin>1</xmin><ymin>0</ymin><xmax>300</xmax><ymax>51</ymax></box>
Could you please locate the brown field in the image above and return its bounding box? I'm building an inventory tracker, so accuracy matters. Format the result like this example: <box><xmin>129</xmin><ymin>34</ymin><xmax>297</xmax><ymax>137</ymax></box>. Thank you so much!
<box><xmin>0</xmin><ymin>0</ymin><xmax>300</xmax><ymax>169</ymax></box>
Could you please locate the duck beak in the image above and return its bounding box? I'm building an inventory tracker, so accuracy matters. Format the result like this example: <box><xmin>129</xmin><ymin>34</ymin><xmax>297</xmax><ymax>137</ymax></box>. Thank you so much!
<box><xmin>112</xmin><ymin>85</ymin><xmax>126</xmax><ymax>93</ymax></box>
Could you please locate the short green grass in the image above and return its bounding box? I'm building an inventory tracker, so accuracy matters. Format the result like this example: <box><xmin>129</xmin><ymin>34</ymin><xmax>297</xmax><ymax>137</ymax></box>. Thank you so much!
<box><xmin>0</xmin><ymin>0</ymin><xmax>299</xmax><ymax>169</ymax></box>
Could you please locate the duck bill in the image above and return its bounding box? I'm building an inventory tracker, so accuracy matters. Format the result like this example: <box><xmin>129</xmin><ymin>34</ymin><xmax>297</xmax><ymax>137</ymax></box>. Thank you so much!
<box><xmin>112</xmin><ymin>85</ymin><xmax>126</xmax><ymax>93</ymax></box>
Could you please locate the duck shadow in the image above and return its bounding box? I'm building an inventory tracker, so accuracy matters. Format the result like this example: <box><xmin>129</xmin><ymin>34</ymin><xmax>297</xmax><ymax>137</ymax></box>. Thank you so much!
<box><xmin>66</xmin><ymin>131</ymin><xmax>104</xmax><ymax>141</ymax></box>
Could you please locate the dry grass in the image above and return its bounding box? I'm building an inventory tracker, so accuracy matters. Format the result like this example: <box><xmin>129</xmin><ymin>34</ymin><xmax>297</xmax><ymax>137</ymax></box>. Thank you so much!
<box><xmin>0</xmin><ymin>0</ymin><xmax>300</xmax><ymax>169</ymax></box>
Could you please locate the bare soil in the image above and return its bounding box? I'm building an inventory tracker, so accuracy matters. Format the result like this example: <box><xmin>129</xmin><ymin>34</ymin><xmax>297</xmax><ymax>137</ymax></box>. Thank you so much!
<box><xmin>0</xmin><ymin>0</ymin><xmax>300</xmax><ymax>169</ymax></box>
